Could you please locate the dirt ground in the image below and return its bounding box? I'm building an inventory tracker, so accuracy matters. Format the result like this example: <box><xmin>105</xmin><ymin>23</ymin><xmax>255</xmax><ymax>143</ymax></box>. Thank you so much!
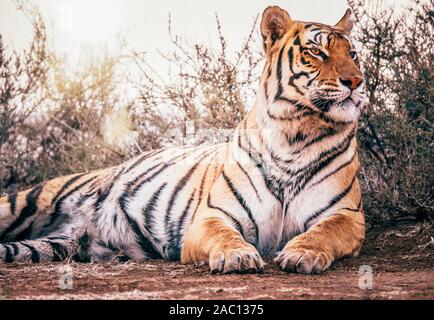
<box><xmin>0</xmin><ymin>222</ymin><xmax>433</xmax><ymax>300</ymax></box>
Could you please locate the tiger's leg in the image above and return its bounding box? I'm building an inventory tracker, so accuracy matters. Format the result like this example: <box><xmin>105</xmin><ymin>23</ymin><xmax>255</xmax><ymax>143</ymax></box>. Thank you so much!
<box><xmin>181</xmin><ymin>216</ymin><xmax>264</xmax><ymax>274</ymax></box>
<box><xmin>275</xmin><ymin>209</ymin><xmax>365</xmax><ymax>274</ymax></box>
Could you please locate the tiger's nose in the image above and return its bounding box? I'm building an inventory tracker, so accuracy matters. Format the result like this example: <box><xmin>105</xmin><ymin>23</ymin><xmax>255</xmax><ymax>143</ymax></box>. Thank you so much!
<box><xmin>339</xmin><ymin>76</ymin><xmax>363</xmax><ymax>90</ymax></box>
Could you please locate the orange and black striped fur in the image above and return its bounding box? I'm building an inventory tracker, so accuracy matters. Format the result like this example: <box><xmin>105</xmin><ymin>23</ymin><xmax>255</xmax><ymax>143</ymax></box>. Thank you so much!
<box><xmin>0</xmin><ymin>7</ymin><xmax>367</xmax><ymax>274</ymax></box>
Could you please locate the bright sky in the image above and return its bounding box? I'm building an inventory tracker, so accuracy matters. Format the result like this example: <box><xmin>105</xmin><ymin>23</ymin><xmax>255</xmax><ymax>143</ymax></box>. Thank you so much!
<box><xmin>0</xmin><ymin>0</ymin><xmax>411</xmax><ymax>70</ymax></box>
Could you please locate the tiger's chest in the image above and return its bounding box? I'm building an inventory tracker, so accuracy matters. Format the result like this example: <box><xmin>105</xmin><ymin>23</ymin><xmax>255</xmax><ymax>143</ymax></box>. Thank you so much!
<box><xmin>250</xmin><ymin>153</ymin><xmax>355</xmax><ymax>255</ymax></box>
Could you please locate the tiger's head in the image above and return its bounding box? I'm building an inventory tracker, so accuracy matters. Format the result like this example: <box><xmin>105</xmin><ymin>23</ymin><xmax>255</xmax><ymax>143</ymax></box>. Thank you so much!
<box><xmin>260</xmin><ymin>6</ymin><xmax>368</xmax><ymax>123</ymax></box>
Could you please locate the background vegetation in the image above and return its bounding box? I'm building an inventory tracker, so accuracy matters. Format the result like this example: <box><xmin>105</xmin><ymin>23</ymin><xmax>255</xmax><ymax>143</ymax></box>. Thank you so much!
<box><xmin>0</xmin><ymin>0</ymin><xmax>432</xmax><ymax>228</ymax></box>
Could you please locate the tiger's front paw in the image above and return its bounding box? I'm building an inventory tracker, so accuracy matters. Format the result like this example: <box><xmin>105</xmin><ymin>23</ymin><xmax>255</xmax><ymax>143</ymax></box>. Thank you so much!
<box><xmin>274</xmin><ymin>245</ymin><xmax>333</xmax><ymax>274</ymax></box>
<box><xmin>209</xmin><ymin>244</ymin><xmax>264</xmax><ymax>274</ymax></box>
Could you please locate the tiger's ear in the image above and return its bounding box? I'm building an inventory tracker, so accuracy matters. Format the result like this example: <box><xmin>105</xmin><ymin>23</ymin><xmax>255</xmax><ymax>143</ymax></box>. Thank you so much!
<box><xmin>260</xmin><ymin>6</ymin><xmax>292</xmax><ymax>52</ymax></box>
<box><xmin>335</xmin><ymin>9</ymin><xmax>353</xmax><ymax>35</ymax></box>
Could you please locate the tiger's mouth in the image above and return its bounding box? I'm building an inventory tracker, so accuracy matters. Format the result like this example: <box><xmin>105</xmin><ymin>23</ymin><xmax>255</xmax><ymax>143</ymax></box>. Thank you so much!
<box><xmin>311</xmin><ymin>98</ymin><xmax>336</xmax><ymax>112</ymax></box>
<box><xmin>341</xmin><ymin>96</ymin><xmax>355</xmax><ymax>105</ymax></box>
<box><xmin>311</xmin><ymin>96</ymin><xmax>357</xmax><ymax>112</ymax></box>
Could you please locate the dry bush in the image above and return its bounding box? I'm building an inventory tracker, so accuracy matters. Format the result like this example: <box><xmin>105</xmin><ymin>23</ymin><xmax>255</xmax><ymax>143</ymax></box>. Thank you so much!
<box><xmin>130</xmin><ymin>15</ymin><xmax>263</xmax><ymax>147</ymax></box>
<box><xmin>349</xmin><ymin>0</ymin><xmax>433</xmax><ymax>226</ymax></box>
<box><xmin>0</xmin><ymin>2</ymin><xmax>137</xmax><ymax>192</ymax></box>
<box><xmin>0</xmin><ymin>4</ymin><xmax>263</xmax><ymax>193</ymax></box>
<box><xmin>0</xmin><ymin>1</ymin><xmax>51</xmax><ymax>191</ymax></box>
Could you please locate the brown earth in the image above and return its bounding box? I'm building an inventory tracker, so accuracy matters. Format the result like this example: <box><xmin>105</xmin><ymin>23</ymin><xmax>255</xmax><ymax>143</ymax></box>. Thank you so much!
<box><xmin>0</xmin><ymin>222</ymin><xmax>433</xmax><ymax>300</ymax></box>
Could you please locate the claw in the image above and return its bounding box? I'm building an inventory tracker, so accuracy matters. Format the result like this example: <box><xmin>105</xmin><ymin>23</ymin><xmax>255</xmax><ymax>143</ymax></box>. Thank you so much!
<box><xmin>209</xmin><ymin>246</ymin><xmax>264</xmax><ymax>274</ymax></box>
<box><xmin>275</xmin><ymin>247</ymin><xmax>333</xmax><ymax>274</ymax></box>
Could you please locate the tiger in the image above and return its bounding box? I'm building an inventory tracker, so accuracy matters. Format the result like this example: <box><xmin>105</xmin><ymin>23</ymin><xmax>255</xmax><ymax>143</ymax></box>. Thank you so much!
<box><xmin>0</xmin><ymin>6</ymin><xmax>367</xmax><ymax>274</ymax></box>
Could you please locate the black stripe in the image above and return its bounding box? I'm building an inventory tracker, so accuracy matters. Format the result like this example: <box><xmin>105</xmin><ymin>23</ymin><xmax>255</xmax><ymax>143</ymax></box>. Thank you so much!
<box><xmin>115</xmin><ymin>150</ymin><xmax>199</xmax><ymax>259</ymax></box>
<box><xmin>130</xmin><ymin>151</ymin><xmax>192</xmax><ymax>196</ymax></box>
<box><xmin>190</xmin><ymin>152</ymin><xmax>218</xmax><ymax>222</ymax></box>
<box><xmin>304</xmin><ymin>175</ymin><xmax>358</xmax><ymax>229</ymax></box>
<box><xmin>272</xmin><ymin>43</ymin><xmax>314</xmax><ymax>116</ymax></box>
<box><xmin>306</xmin><ymin>70</ymin><xmax>320</xmax><ymax>87</ymax></box>
<box><xmin>46</xmin><ymin>235</ymin><xmax>69</xmax><ymax>240</ymax></box>
<box><xmin>292</xmin><ymin>126</ymin><xmax>340</xmax><ymax>154</ymax></box>
<box><xmin>119</xmin><ymin>194</ymin><xmax>162</xmax><ymax>258</ymax></box>
<box><xmin>300</xmin><ymin>53</ymin><xmax>312</xmax><ymax>66</ymax></box>
<box><xmin>339</xmin><ymin>198</ymin><xmax>363</xmax><ymax>213</ymax></box>
<box><xmin>164</xmin><ymin>163</ymin><xmax>199</xmax><ymax>225</ymax></box>
<box><xmin>143</xmin><ymin>183</ymin><xmax>167</xmax><ymax>243</ymax></box>
<box><xmin>125</xmin><ymin>149</ymin><xmax>165</xmax><ymax>173</ymax></box>
<box><xmin>311</xmin><ymin>98</ymin><xmax>336</xmax><ymax>112</ymax></box>
<box><xmin>45</xmin><ymin>175</ymin><xmax>98</xmax><ymax>228</ymax></box>
<box><xmin>287</xmin><ymin>131</ymin><xmax>307</xmax><ymax>145</ymax></box>
<box><xmin>237</xmin><ymin>121</ymin><xmax>284</xmax><ymax>203</ymax></box>
<box><xmin>314</xmin><ymin>31</ymin><xmax>323</xmax><ymax>44</ymax></box>
<box><xmin>21</xmin><ymin>242</ymin><xmax>40</xmax><ymax>262</ymax></box>
<box><xmin>309</xmin><ymin>151</ymin><xmax>357</xmax><ymax>188</ymax></box>
<box><xmin>94</xmin><ymin>168</ymin><xmax>125</xmax><ymax>211</ymax></box>
<box><xmin>285</xmin><ymin>129</ymin><xmax>356</xmax><ymax>204</ymax></box>
<box><xmin>14</xmin><ymin>221</ymin><xmax>35</xmax><ymax>241</ymax></box>
<box><xmin>263</xmin><ymin>64</ymin><xmax>272</xmax><ymax>101</ymax></box>
<box><xmin>288</xmin><ymin>72</ymin><xmax>309</xmax><ymax>96</ymax></box>
<box><xmin>164</xmin><ymin>151</ymin><xmax>210</xmax><ymax>227</ymax></box>
<box><xmin>222</xmin><ymin>171</ymin><xmax>259</xmax><ymax>244</ymax></box>
<box><xmin>288</xmin><ymin>46</ymin><xmax>294</xmax><ymax>73</ymax></box>
<box><xmin>77</xmin><ymin>190</ymin><xmax>96</xmax><ymax>206</ymax></box>
<box><xmin>267</xmin><ymin>108</ymin><xmax>316</xmax><ymax>121</ymax></box>
<box><xmin>0</xmin><ymin>185</ymin><xmax>43</xmax><ymax>241</ymax></box>
<box><xmin>287</xmin><ymin>39</ymin><xmax>310</xmax><ymax>96</ymax></box>
<box><xmin>168</xmin><ymin>188</ymin><xmax>196</xmax><ymax>261</ymax></box>
<box><xmin>72</xmin><ymin>232</ymin><xmax>91</xmax><ymax>262</ymax></box>
<box><xmin>287</xmin><ymin>127</ymin><xmax>356</xmax><ymax>176</ymax></box>
<box><xmin>10</xmin><ymin>242</ymin><xmax>19</xmax><ymax>255</ymax></box>
<box><xmin>124</xmin><ymin>147</ymin><xmax>208</xmax><ymax>205</ymax></box>
<box><xmin>7</xmin><ymin>194</ymin><xmax>17</xmax><ymax>216</ymax></box>
<box><xmin>44</xmin><ymin>240</ymin><xmax>69</xmax><ymax>262</ymax></box>
<box><xmin>129</xmin><ymin>162</ymin><xmax>166</xmax><ymax>195</ymax></box>
<box><xmin>318</xmin><ymin>111</ymin><xmax>353</xmax><ymax>126</ymax></box>
<box><xmin>51</xmin><ymin>174</ymin><xmax>87</xmax><ymax>205</ymax></box>
<box><xmin>120</xmin><ymin>203</ymin><xmax>162</xmax><ymax>259</ymax></box>
<box><xmin>207</xmin><ymin>194</ymin><xmax>244</xmax><ymax>237</ymax></box>
<box><xmin>236</xmin><ymin>161</ymin><xmax>262</xmax><ymax>202</ymax></box>
<box><xmin>275</xmin><ymin>43</ymin><xmax>285</xmax><ymax>100</ymax></box>
<box><xmin>3</xmin><ymin>244</ymin><xmax>14</xmax><ymax>262</ymax></box>
<box><xmin>165</xmin><ymin>150</ymin><xmax>215</xmax><ymax>254</ymax></box>
<box><xmin>175</xmin><ymin>189</ymin><xmax>196</xmax><ymax>242</ymax></box>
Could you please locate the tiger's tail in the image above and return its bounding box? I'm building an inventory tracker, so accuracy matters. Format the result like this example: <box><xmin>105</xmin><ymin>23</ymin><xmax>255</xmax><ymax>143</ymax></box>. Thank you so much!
<box><xmin>0</xmin><ymin>236</ymin><xmax>80</xmax><ymax>263</ymax></box>
<box><xmin>0</xmin><ymin>172</ymin><xmax>101</xmax><ymax>263</ymax></box>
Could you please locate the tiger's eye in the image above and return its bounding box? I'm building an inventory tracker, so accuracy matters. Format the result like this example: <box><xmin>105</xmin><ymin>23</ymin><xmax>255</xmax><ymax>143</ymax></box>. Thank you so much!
<box><xmin>350</xmin><ymin>51</ymin><xmax>358</xmax><ymax>60</ymax></box>
<box><xmin>310</xmin><ymin>48</ymin><xmax>321</xmax><ymax>55</ymax></box>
